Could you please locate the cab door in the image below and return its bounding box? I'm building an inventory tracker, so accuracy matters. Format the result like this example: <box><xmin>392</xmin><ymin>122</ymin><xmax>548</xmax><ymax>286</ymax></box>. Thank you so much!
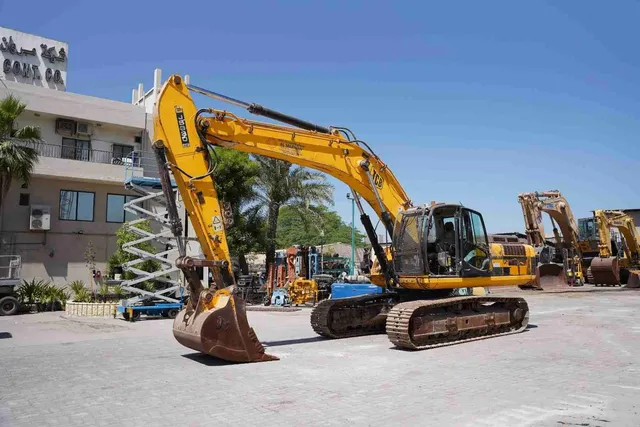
<box><xmin>457</xmin><ymin>208</ymin><xmax>491</xmax><ymax>278</ymax></box>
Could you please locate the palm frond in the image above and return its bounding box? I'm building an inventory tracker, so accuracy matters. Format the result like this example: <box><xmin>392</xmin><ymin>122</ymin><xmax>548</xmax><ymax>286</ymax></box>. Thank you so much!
<box><xmin>0</xmin><ymin>142</ymin><xmax>39</xmax><ymax>185</ymax></box>
<box><xmin>0</xmin><ymin>95</ymin><xmax>28</xmax><ymax>138</ymax></box>
<box><xmin>11</xmin><ymin>125</ymin><xmax>41</xmax><ymax>140</ymax></box>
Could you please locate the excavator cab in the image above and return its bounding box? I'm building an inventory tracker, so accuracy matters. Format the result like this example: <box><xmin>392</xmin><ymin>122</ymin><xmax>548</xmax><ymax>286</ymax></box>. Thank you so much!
<box><xmin>393</xmin><ymin>204</ymin><xmax>492</xmax><ymax>278</ymax></box>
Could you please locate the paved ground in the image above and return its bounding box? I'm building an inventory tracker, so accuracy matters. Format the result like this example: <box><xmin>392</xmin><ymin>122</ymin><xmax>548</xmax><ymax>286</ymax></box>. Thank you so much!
<box><xmin>1</xmin><ymin>287</ymin><xmax>640</xmax><ymax>427</ymax></box>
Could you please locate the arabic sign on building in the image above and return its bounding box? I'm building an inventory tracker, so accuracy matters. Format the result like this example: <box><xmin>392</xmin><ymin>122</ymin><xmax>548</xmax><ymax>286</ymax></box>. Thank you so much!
<box><xmin>0</xmin><ymin>27</ymin><xmax>68</xmax><ymax>91</ymax></box>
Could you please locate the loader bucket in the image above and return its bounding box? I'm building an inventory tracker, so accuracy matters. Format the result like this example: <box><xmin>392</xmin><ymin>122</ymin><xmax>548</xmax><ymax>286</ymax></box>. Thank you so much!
<box><xmin>590</xmin><ymin>257</ymin><xmax>620</xmax><ymax>286</ymax></box>
<box><xmin>173</xmin><ymin>287</ymin><xmax>278</xmax><ymax>363</ymax></box>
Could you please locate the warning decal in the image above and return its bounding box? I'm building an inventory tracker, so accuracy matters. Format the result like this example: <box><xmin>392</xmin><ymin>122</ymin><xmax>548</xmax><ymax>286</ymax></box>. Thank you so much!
<box><xmin>212</xmin><ymin>215</ymin><xmax>223</xmax><ymax>231</ymax></box>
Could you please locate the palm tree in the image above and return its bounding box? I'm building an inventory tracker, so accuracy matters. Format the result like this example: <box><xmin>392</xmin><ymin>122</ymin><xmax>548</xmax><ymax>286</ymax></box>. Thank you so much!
<box><xmin>253</xmin><ymin>157</ymin><xmax>333</xmax><ymax>268</ymax></box>
<box><xmin>0</xmin><ymin>95</ymin><xmax>41</xmax><ymax>228</ymax></box>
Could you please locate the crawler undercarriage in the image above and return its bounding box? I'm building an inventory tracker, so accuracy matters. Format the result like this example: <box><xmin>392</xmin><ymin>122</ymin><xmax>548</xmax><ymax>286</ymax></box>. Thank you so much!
<box><xmin>311</xmin><ymin>292</ymin><xmax>529</xmax><ymax>350</ymax></box>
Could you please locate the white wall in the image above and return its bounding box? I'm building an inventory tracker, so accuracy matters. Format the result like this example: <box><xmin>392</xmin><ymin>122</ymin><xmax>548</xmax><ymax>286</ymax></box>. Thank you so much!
<box><xmin>16</xmin><ymin>113</ymin><xmax>142</xmax><ymax>151</ymax></box>
<box><xmin>0</xmin><ymin>79</ymin><xmax>147</xmax><ymax>129</ymax></box>
<box><xmin>12</xmin><ymin>113</ymin><xmax>146</xmax><ymax>183</ymax></box>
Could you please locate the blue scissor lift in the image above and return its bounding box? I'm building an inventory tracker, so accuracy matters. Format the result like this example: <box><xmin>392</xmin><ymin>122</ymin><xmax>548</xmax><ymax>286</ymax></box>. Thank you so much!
<box><xmin>115</xmin><ymin>152</ymin><xmax>185</xmax><ymax>321</ymax></box>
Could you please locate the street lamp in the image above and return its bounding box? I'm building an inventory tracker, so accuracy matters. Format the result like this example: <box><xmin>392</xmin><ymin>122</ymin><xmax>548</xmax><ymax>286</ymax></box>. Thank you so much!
<box><xmin>319</xmin><ymin>229</ymin><xmax>325</xmax><ymax>274</ymax></box>
<box><xmin>346</xmin><ymin>193</ymin><xmax>355</xmax><ymax>276</ymax></box>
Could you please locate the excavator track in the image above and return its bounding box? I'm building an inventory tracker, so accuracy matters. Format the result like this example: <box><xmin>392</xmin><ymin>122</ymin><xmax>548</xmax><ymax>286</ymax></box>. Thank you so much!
<box><xmin>386</xmin><ymin>296</ymin><xmax>529</xmax><ymax>350</ymax></box>
<box><xmin>311</xmin><ymin>294</ymin><xmax>393</xmax><ymax>339</ymax></box>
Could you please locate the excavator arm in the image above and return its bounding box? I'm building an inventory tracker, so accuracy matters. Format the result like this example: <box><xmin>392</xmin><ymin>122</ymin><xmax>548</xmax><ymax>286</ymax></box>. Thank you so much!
<box><xmin>518</xmin><ymin>191</ymin><xmax>581</xmax><ymax>250</ymax></box>
<box><xmin>153</xmin><ymin>75</ymin><xmax>414</xmax><ymax>362</ymax></box>
<box><xmin>517</xmin><ymin>191</ymin><xmax>583</xmax><ymax>288</ymax></box>
<box><xmin>593</xmin><ymin>210</ymin><xmax>640</xmax><ymax>260</ymax></box>
<box><xmin>155</xmin><ymin>76</ymin><xmax>413</xmax><ymax>287</ymax></box>
<box><xmin>158</xmin><ymin>77</ymin><xmax>411</xmax><ymax>228</ymax></box>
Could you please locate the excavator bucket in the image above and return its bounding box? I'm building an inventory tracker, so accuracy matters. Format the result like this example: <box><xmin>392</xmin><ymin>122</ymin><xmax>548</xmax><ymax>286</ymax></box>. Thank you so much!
<box><xmin>536</xmin><ymin>263</ymin><xmax>569</xmax><ymax>290</ymax></box>
<box><xmin>624</xmin><ymin>270</ymin><xmax>640</xmax><ymax>288</ymax></box>
<box><xmin>590</xmin><ymin>257</ymin><xmax>620</xmax><ymax>286</ymax></box>
<box><xmin>520</xmin><ymin>264</ymin><xmax>567</xmax><ymax>290</ymax></box>
<box><xmin>173</xmin><ymin>287</ymin><xmax>278</xmax><ymax>363</ymax></box>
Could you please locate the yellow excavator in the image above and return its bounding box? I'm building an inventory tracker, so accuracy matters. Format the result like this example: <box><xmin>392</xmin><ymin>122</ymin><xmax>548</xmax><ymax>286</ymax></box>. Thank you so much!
<box><xmin>590</xmin><ymin>209</ymin><xmax>640</xmax><ymax>288</ymax></box>
<box><xmin>152</xmin><ymin>75</ymin><xmax>538</xmax><ymax>363</ymax></box>
<box><xmin>517</xmin><ymin>191</ymin><xmax>584</xmax><ymax>290</ymax></box>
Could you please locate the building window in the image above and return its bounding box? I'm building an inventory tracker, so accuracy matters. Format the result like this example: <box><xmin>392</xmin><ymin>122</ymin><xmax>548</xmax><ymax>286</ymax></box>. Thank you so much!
<box><xmin>106</xmin><ymin>194</ymin><xmax>137</xmax><ymax>223</ymax></box>
<box><xmin>62</xmin><ymin>138</ymin><xmax>91</xmax><ymax>161</ymax></box>
<box><xmin>19</xmin><ymin>193</ymin><xmax>30</xmax><ymax>206</ymax></box>
<box><xmin>59</xmin><ymin>190</ymin><xmax>95</xmax><ymax>221</ymax></box>
<box><xmin>112</xmin><ymin>144</ymin><xmax>135</xmax><ymax>165</ymax></box>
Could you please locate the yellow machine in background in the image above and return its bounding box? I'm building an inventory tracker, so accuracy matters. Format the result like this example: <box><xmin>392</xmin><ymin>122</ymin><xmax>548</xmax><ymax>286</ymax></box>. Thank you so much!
<box><xmin>283</xmin><ymin>247</ymin><xmax>319</xmax><ymax>306</ymax></box>
<box><xmin>152</xmin><ymin>75</ymin><xmax>537</xmax><ymax>363</ymax></box>
<box><xmin>287</xmin><ymin>279</ymin><xmax>318</xmax><ymax>305</ymax></box>
<box><xmin>590</xmin><ymin>209</ymin><xmax>640</xmax><ymax>287</ymax></box>
<box><xmin>517</xmin><ymin>191</ymin><xmax>584</xmax><ymax>289</ymax></box>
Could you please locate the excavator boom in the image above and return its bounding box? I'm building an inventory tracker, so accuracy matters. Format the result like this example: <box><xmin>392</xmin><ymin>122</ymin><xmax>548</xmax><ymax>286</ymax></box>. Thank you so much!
<box><xmin>517</xmin><ymin>191</ymin><xmax>583</xmax><ymax>289</ymax></box>
<box><xmin>154</xmin><ymin>75</ymin><xmax>534</xmax><ymax>363</ymax></box>
<box><xmin>590</xmin><ymin>209</ymin><xmax>640</xmax><ymax>287</ymax></box>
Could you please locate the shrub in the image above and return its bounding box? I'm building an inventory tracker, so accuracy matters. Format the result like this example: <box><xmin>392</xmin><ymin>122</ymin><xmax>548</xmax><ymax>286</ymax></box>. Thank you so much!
<box><xmin>69</xmin><ymin>280</ymin><xmax>86</xmax><ymax>296</ymax></box>
<box><xmin>40</xmin><ymin>285</ymin><xmax>70</xmax><ymax>311</ymax></box>
<box><xmin>17</xmin><ymin>279</ymin><xmax>51</xmax><ymax>306</ymax></box>
<box><xmin>97</xmin><ymin>283</ymin><xmax>110</xmax><ymax>302</ymax></box>
<box><xmin>113</xmin><ymin>285</ymin><xmax>127</xmax><ymax>300</ymax></box>
<box><xmin>53</xmin><ymin>287</ymin><xmax>71</xmax><ymax>309</ymax></box>
<box><xmin>73</xmin><ymin>288</ymin><xmax>91</xmax><ymax>303</ymax></box>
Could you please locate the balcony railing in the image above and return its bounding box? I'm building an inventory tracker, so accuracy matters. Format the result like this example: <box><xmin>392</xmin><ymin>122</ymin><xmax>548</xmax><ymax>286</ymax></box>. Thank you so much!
<box><xmin>124</xmin><ymin>150</ymin><xmax>160</xmax><ymax>182</ymax></box>
<box><xmin>13</xmin><ymin>140</ymin><xmax>142</xmax><ymax>167</ymax></box>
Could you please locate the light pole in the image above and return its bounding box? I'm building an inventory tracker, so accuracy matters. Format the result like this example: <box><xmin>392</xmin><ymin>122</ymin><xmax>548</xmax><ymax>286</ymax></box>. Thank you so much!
<box><xmin>347</xmin><ymin>193</ymin><xmax>355</xmax><ymax>276</ymax></box>
<box><xmin>319</xmin><ymin>229</ymin><xmax>324</xmax><ymax>274</ymax></box>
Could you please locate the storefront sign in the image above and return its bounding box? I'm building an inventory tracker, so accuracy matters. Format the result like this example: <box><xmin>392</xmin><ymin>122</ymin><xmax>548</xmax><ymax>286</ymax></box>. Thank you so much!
<box><xmin>0</xmin><ymin>27</ymin><xmax>68</xmax><ymax>91</ymax></box>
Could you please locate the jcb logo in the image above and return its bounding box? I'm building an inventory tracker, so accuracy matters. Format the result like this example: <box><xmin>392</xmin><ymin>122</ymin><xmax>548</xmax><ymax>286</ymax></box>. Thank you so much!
<box><xmin>372</xmin><ymin>169</ymin><xmax>384</xmax><ymax>189</ymax></box>
<box><xmin>174</xmin><ymin>106</ymin><xmax>190</xmax><ymax>147</ymax></box>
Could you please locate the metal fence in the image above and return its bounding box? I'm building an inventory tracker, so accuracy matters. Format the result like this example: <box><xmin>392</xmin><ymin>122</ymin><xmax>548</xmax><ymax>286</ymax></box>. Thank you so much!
<box><xmin>13</xmin><ymin>140</ymin><xmax>143</xmax><ymax>167</ymax></box>
<box><xmin>124</xmin><ymin>150</ymin><xmax>160</xmax><ymax>181</ymax></box>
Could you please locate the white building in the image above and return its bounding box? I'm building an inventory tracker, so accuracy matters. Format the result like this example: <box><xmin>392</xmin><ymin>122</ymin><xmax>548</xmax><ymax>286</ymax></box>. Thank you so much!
<box><xmin>0</xmin><ymin>26</ymin><xmax>156</xmax><ymax>286</ymax></box>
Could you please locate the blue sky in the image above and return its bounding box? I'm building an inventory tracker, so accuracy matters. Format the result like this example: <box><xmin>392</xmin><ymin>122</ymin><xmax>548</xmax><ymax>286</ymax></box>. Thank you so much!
<box><xmin>2</xmin><ymin>0</ymin><xmax>639</xmax><ymax>235</ymax></box>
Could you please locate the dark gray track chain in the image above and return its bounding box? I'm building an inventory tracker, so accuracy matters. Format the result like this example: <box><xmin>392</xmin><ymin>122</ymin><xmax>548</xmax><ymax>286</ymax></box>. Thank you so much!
<box><xmin>310</xmin><ymin>295</ymin><xmax>390</xmax><ymax>339</ymax></box>
<box><xmin>386</xmin><ymin>296</ymin><xmax>530</xmax><ymax>351</ymax></box>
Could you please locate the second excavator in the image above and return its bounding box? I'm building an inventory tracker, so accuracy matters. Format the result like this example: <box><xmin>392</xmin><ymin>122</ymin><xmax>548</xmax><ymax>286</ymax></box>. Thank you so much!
<box><xmin>152</xmin><ymin>75</ymin><xmax>538</xmax><ymax>363</ymax></box>
<box><xmin>517</xmin><ymin>190</ymin><xmax>584</xmax><ymax>290</ymax></box>
<box><xmin>590</xmin><ymin>209</ymin><xmax>640</xmax><ymax>287</ymax></box>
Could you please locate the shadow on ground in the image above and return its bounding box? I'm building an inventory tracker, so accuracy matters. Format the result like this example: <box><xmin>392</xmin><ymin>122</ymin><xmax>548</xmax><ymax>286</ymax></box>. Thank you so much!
<box><xmin>181</xmin><ymin>353</ymin><xmax>239</xmax><ymax>366</ymax></box>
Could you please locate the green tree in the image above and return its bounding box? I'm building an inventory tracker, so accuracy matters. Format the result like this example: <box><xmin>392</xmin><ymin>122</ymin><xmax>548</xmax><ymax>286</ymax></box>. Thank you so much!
<box><xmin>0</xmin><ymin>95</ymin><xmax>41</xmax><ymax>226</ymax></box>
<box><xmin>253</xmin><ymin>157</ymin><xmax>333</xmax><ymax>268</ymax></box>
<box><xmin>276</xmin><ymin>205</ymin><xmax>366</xmax><ymax>249</ymax></box>
<box><xmin>106</xmin><ymin>220</ymin><xmax>161</xmax><ymax>283</ymax></box>
<box><xmin>210</xmin><ymin>148</ymin><xmax>265</xmax><ymax>273</ymax></box>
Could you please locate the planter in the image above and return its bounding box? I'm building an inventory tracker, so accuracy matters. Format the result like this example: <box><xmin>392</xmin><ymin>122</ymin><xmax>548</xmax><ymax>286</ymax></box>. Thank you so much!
<box><xmin>65</xmin><ymin>301</ymin><xmax>118</xmax><ymax>317</ymax></box>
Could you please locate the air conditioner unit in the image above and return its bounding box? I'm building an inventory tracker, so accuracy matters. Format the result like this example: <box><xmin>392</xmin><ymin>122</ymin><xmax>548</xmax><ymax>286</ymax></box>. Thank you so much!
<box><xmin>56</xmin><ymin>118</ymin><xmax>76</xmax><ymax>136</ymax></box>
<box><xmin>76</xmin><ymin>122</ymin><xmax>93</xmax><ymax>136</ymax></box>
<box><xmin>29</xmin><ymin>205</ymin><xmax>51</xmax><ymax>231</ymax></box>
